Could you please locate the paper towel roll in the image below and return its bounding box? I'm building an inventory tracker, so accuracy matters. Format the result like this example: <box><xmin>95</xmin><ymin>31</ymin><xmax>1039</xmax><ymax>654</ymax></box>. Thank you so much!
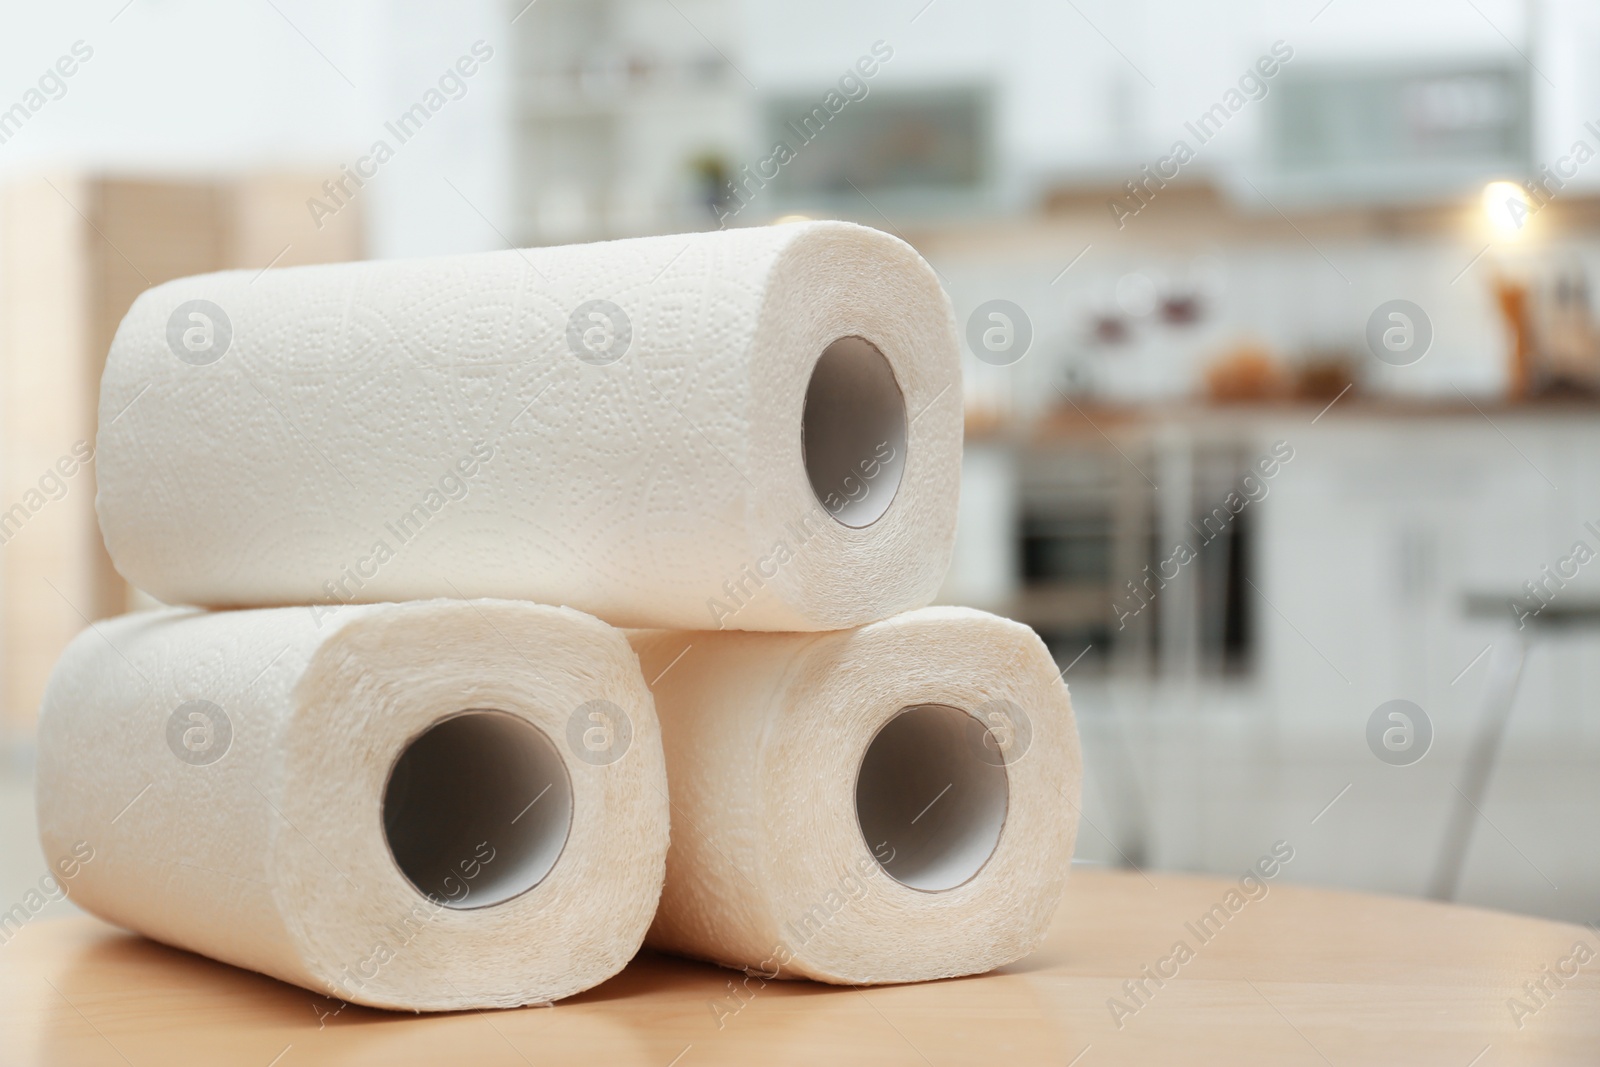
<box><xmin>35</xmin><ymin>599</ymin><xmax>669</xmax><ymax>1011</ymax></box>
<box><xmin>629</xmin><ymin>606</ymin><xmax>1080</xmax><ymax>985</ymax></box>
<box><xmin>96</xmin><ymin>221</ymin><xmax>961</xmax><ymax>630</ymax></box>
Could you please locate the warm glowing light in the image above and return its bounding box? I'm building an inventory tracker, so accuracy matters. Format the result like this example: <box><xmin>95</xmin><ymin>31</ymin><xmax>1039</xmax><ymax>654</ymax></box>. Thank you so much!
<box><xmin>1482</xmin><ymin>180</ymin><xmax>1532</xmax><ymax>236</ymax></box>
<box><xmin>771</xmin><ymin>214</ymin><xmax>812</xmax><ymax>225</ymax></box>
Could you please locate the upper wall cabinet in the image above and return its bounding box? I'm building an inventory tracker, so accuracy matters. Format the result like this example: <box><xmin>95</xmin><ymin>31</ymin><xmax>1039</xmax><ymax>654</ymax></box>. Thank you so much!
<box><xmin>1259</xmin><ymin>61</ymin><xmax>1532</xmax><ymax>207</ymax></box>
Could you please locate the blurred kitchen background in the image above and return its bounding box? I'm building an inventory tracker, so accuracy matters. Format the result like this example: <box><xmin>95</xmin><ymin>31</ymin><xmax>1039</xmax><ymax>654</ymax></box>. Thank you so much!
<box><xmin>1</xmin><ymin>0</ymin><xmax>1598</xmax><ymax>929</ymax></box>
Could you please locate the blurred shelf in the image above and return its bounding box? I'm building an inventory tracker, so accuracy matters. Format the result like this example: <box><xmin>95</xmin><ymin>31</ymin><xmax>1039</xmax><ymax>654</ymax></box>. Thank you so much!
<box><xmin>968</xmin><ymin>395</ymin><xmax>1600</xmax><ymax>445</ymax></box>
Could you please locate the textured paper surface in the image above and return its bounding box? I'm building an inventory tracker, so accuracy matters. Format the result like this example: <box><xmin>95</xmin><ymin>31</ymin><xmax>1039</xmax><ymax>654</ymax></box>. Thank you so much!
<box><xmin>96</xmin><ymin>221</ymin><xmax>961</xmax><ymax>630</ymax></box>
<box><xmin>35</xmin><ymin>599</ymin><xmax>669</xmax><ymax>1011</ymax></box>
<box><xmin>630</xmin><ymin>607</ymin><xmax>1081</xmax><ymax>984</ymax></box>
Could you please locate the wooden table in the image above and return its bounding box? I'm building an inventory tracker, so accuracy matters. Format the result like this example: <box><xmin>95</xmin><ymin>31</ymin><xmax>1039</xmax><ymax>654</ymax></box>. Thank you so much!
<box><xmin>4</xmin><ymin>870</ymin><xmax>1597</xmax><ymax>1065</ymax></box>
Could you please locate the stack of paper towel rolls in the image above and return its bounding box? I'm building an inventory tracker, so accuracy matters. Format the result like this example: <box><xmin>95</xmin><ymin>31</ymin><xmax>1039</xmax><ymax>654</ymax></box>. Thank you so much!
<box><xmin>35</xmin><ymin>220</ymin><xmax>1082</xmax><ymax>1011</ymax></box>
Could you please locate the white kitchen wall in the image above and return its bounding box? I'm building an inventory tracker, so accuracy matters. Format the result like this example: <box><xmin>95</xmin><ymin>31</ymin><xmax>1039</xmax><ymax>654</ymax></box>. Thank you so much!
<box><xmin>0</xmin><ymin>1</ymin><xmax>382</xmax><ymax>173</ymax></box>
<box><xmin>0</xmin><ymin>0</ymin><xmax>514</xmax><ymax>261</ymax></box>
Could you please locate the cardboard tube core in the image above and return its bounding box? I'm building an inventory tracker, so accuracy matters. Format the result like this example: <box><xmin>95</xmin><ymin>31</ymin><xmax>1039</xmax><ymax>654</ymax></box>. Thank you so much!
<box><xmin>802</xmin><ymin>336</ymin><xmax>908</xmax><ymax>528</ymax></box>
<box><xmin>383</xmin><ymin>710</ymin><xmax>573</xmax><ymax>909</ymax></box>
<box><xmin>855</xmin><ymin>703</ymin><xmax>1008</xmax><ymax>892</ymax></box>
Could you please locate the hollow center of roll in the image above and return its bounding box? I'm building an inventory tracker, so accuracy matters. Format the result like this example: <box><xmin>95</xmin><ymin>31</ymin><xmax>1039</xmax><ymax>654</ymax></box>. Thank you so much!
<box><xmin>854</xmin><ymin>704</ymin><xmax>1009</xmax><ymax>892</ymax></box>
<box><xmin>801</xmin><ymin>336</ymin><xmax>908</xmax><ymax>529</ymax></box>
<box><xmin>382</xmin><ymin>710</ymin><xmax>573</xmax><ymax>909</ymax></box>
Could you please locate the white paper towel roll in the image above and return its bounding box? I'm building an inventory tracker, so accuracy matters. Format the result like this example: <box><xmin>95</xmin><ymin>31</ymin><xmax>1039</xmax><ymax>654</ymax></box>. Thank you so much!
<box><xmin>95</xmin><ymin>221</ymin><xmax>961</xmax><ymax>630</ymax></box>
<box><xmin>629</xmin><ymin>606</ymin><xmax>1080</xmax><ymax>985</ymax></box>
<box><xmin>35</xmin><ymin>599</ymin><xmax>669</xmax><ymax>1011</ymax></box>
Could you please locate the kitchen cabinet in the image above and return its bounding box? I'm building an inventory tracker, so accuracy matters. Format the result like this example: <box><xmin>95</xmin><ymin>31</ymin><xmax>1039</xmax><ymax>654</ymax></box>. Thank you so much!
<box><xmin>950</xmin><ymin>402</ymin><xmax>1600</xmax><ymax>917</ymax></box>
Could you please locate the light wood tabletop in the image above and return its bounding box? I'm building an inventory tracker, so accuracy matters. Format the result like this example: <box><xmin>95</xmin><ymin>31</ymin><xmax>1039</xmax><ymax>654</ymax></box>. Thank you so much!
<box><xmin>3</xmin><ymin>869</ymin><xmax>1597</xmax><ymax>1066</ymax></box>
